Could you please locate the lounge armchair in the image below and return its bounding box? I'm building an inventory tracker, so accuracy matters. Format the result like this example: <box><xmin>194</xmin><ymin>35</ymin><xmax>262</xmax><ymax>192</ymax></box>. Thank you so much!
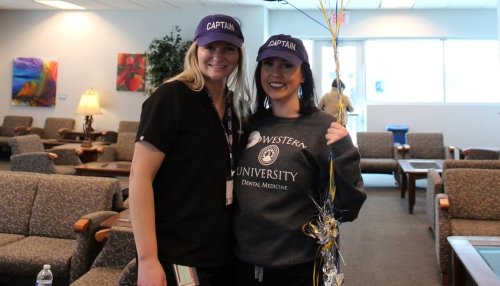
<box><xmin>0</xmin><ymin>115</ymin><xmax>33</xmax><ymax>152</ymax></box>
<box><xmin>20</xmin><ymin>117</ymin><xmax>75</xmax><ymax>140</ymax></box>
<box><xmin>96</xmin><ymin>121</ymin><xmax>138</xmax><ymax>165</ymax></box>
<box><xmin>8</xmin><ymin>134</ymin><xmax>82</xmax><ymax>175</ymax></box>
<box><xmin>426</xmin><ymin>159</ymin><xmax>500</xmax><ymax>232</ymax></box>
<box><xmin>461</xmin><ymin>148</ymin><xmax>499</xmax><ymax>160</ymax></box>
<box><xmin>434</xmin><ymin>168</ymin><xmax>500</xmax><ymax>285</ymax></box>
<box><xmin>100</xmin><ymin>121</ymin><xmax>139</xmax><ymax>144</ymax></box>
<box><xmin>70</xmin><ymin>226</ymin><xmax>135</xmax><ymax>285</ymax></box>
<box><xmin>402</xmin><ymin>132</ymin><xmax>456</xmax><ymax>160</ymax></box>
<box><xmin>356</xmin><ymin>131</ymin><xmax>404</xmax><ymax>180</ymax></box>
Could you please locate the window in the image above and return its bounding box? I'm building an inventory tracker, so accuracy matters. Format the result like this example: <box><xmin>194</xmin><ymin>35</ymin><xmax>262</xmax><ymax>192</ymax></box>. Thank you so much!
<box><xmin>444</xmin><ymin>39</ymin><xmax>500</xmax><ymax>103</ymax></box>
<box><xmin>365</xmin><ymin>39</ymin><xmax>444</xmax><ymax>103</ymax></box>
<box><xmin>365</xmin><ymin>39</ymin><xmax>500</xmax><ymax>103</ymax></box>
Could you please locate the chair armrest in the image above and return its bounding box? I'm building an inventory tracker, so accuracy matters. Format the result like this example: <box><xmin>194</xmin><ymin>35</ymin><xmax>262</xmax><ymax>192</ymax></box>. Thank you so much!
<box><xmin>74</xmin><ymin>218</ymin><xmax>90</xmax><ymax>233</ymax></box>
<box><xmin>403</xmin><ymin>144</ymin><xmax>410</xmax><ymax>152</ymax></box>
<box><xmin>435</xmin><ymin>193</ymin><xmax>452</xmax><ymax>275</ymax></box>
<box><xmin>96</xmin><ymin>146</ymin><xmax>117</xmax><ymax>162</ymax></box>
<box><xmin>439</xmin><ymin>197</ymin><xmax>449</xmax><ymax>210</ymax></box>
<box><xmin>9</xmin><ymin>153</ymin><xmax>56</xmax><ymax>174</ymax></box>
<box><xmin>444</xmin><ymin>146</ymin><xmax>456</xmax><ymax>160</ymax></box>
<box><xmin>393</xmin><ymin>143</ymin><xmax>405</xmax><ymax>159</ymax></box>
<box><xmin>50</xmin><ymin>148</ymin><xmax>82</xmax><ymax>165</ymax></box>
<box><xmin>70</xmin><ymin>210</ymin><xmax>118</xmax><ymax>282</ymax></box>
<box><xmin>95</xmin><ymin>228</ymin><xmax>111</xmax><ymax>242</ymax></box>
<box><xmin>13</xmin><ymin>125</ymin><xmax>32</xmax><ymax>135</ymax></box>
<box><xmin>101</xmin><ymin>131</ymin><xmax>119</xmax><ymax>143</ymax></box>
<box><xmin>92</xmin><ymin>226</ymin><xmax>136</xmax><ymax>268</ymax></box>
<box><xmin>47</xmin><ymin>152</ymin><xmax>58</xmax><ymax>160</ymax></box>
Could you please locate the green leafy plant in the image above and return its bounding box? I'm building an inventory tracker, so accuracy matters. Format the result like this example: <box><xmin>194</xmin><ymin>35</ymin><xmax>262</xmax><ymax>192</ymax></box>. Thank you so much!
<box><xmin>145</xmin><ymin>25</ymin><xmax>192</xmax><ymax>95</ymax></box>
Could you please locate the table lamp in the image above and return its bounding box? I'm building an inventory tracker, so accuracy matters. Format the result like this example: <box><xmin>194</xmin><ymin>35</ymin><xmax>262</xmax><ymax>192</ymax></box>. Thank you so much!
<box><xmin>76</xmin><ymin>88</ymin><xmax>103</xmax><ymax>147</ymax></box>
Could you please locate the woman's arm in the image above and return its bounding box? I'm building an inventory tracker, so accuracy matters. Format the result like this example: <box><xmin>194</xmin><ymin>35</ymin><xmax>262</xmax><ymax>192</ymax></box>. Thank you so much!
<box><xmin>325</xmin><ymin>122</ymin><xmax>367</xmax><ymax>222</ymax></box>
<box><xmin>129</xmin><ymin>141</ymin><xmax>167</xmax><ymax>286</ymax></box>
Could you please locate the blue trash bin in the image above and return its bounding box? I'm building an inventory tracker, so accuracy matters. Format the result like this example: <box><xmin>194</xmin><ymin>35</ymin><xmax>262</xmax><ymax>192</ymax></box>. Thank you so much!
<box><xmin>386</xmin><ymin>124</ymin><xmax>409</xmax><ymax>144</ymax></box>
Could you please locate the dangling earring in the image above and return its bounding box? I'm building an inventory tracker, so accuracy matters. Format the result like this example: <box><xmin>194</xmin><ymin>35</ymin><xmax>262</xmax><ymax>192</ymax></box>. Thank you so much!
<box><xmin>298</xmin><ymin>84</ymin><xmax>303</xmax><ymax>101</ymax></box>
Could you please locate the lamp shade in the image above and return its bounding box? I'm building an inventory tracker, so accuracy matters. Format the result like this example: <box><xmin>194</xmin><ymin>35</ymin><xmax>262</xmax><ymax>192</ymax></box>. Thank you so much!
<box><xmin>76</xmin><ymin>88</ymin><xmax>103</xmax><ymax>115</ymax></box>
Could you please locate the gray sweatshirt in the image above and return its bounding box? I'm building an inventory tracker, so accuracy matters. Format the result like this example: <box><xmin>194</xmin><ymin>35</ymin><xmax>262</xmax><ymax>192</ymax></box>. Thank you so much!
<box><xmin>233</xmin><ymin>109</ymin><xmax>366</xmax><ymax>268</ymax></box>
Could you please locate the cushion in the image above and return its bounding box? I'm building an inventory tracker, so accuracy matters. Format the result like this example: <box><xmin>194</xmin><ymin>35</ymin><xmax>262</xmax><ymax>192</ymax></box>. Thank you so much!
<box><xmin>29</xmin><ymin>175</ymin><xmax>121</xmax><ymax>238</ymax></box>
<box><xmin>0</xmin><ymin>234</ymin><xmax>25</xmax><ymax>247</ymax></box>
<box><xmin>445</xmin><ymin>169</ymin><xmax>500</xmax><ymax>220</ymax></box>
<box><xmin>0</xmin><ymin>172</ymin><xmax>40</xmax><ymax>235</ymax></box>
<box><xmin>70</xmin><ymin>268</ymin><xmax>124</xmax><ymax>286</ymax></box>
<box><xmin>42</xmin><ymin>118</ymin><xmax>75</xmax><ymax>139</ymax></box>
<box><xmin>0</xmin><ymin>116</ymin><xmax>33</xmax><ymax>137</ymax></box>
<box><xmin>357</xmin><ymin>132</ymin><xmax>393</xmax><ymax>158</ymax></box>
<box><xmin>407</xmin><ymin>133</ymin><xmax>444</xmax><ymax>159</ymax></box>
<box><xmin>115</xmin><ymin>133</ymin><xmax>136</xmax><ymax>162</ymax></box>
<box><xmin>0</xmin><ymin>236</ymin><xmax>75</xmax><ymax>277</ymax></box>
<box><xmin>450</xmin><ymin>219</ymin><xmax>500</xmax><ymax>236</ymax></box>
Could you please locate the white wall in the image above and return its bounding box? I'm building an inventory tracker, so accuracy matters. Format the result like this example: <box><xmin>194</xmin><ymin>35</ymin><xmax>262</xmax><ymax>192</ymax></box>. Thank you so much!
<box><xmin>367</xmin><ymin>104</ymin><xmax>500</xmax><ymax>147</ymax></box>
<box><xmin>269</xmin><ymin>9</ymin><xmax>497</xmax><ymax>39</ymax></box>
<box><xmin>0</xmin><ymin>7</ymin><xmax>266</xmax><ymax>131</ymax></box>
<box><xmin>0</xmin><ymin>7</ymin><xmax>499</xmax><ymax>148</ymax></box>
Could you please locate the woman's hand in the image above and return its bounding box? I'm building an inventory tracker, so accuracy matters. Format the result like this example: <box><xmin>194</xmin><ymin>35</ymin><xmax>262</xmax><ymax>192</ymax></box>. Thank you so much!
<box><xmin>137</xmin><ymin>258</ymin><xmax>167</xmax><ymax>286</ymax></box>
<box><xmin>325</xmin><ymin>122</ymin><xmax>348</xmax><ymax>145</ymax></box>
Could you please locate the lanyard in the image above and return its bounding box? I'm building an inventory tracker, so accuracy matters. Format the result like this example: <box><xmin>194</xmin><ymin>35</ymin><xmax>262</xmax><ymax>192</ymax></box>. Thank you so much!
<box><xmin>205</xmin><ymin>88</ymin><xmax>234</xmax><ymax>171</ymax></box>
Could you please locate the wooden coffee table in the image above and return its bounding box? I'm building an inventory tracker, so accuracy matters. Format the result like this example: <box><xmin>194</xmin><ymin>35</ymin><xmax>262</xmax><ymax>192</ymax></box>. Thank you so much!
<box><xmin>398</xmin><ymin>159</ymin><xmax>444</xmax><ymax>214</ymax></box>
<box><xmin>448</xmin><ymin>236</ymin><xmax>500</xmax><ymax>286</ymax></box>
<box><xmin>75</xmin><ymin>162</ymin><xmax>131</xmax><ymax>177</ymax></box>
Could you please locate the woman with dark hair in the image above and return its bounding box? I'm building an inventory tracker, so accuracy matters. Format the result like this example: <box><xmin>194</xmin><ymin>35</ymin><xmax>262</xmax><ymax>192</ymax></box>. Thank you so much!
<box><xmin>232</xmin><ymin>34</ymin><xmax>366</xmax><ymax>286</ymax></box>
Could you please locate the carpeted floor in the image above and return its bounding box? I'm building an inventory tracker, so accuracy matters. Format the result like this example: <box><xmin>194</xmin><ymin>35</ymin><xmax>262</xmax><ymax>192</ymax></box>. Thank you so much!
<box><xmin>340</xmin><ymin>174</ymin><xmax>441</xmax><ymax>286</ymax></box>
<box><xmin>0</xmin><ymin>155</ymin><xmax>442</xmax><ymax>285</ymax></box>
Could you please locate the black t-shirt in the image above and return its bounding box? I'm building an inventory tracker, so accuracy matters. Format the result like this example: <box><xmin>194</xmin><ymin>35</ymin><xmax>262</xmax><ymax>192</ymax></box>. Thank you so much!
<box><xmin>137</xmin><ymin>80</ymin><xmax>244</xmax><ymax>267</ymax></box>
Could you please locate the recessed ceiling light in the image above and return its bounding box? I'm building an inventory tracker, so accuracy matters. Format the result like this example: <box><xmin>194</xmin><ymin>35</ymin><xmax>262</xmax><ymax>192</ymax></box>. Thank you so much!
<box><xmin>380</xmin><ymin>0</ymin><xmax>416</xmax><ymax>9</ymax></box>
<box><xmin>33</xmin><ymin>0</ymin><xmax>86</xmax><ymax>10</ymax></box>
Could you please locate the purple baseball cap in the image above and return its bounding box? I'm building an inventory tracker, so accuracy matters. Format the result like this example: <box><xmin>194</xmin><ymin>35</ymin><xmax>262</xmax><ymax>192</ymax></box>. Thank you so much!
<box><xmin>194</xmin><ymin>14</ymin><xmax>244</xmax><ymax>48</ymax></box>
<box><xmin>256</xmin><ymin>34</ymin><xmax>309</xmax><ymax>65</ymax></box>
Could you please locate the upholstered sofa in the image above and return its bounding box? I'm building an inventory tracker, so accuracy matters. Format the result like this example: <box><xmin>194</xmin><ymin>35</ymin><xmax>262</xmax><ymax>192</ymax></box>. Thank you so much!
<box><xmin>0</xmin><ymin>171</ymin><xmax>123</xmax><ymax>285</ymax></box>
<box><xmin>426</xmin><ymin>159</ymin><xmax>500</xmax><ymax>232</ymax></box>
<box><xmin>434</xmin><ymin>168</ymin><xmax>500</xmax><ymax>285</ymax></box>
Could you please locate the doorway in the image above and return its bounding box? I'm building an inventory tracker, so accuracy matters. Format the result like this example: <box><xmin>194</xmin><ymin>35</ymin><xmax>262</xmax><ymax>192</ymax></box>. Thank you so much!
<box><xmin>313</xmin><ymin>40</ymin><xmax>365</xmax><ymax>141</ymax></box>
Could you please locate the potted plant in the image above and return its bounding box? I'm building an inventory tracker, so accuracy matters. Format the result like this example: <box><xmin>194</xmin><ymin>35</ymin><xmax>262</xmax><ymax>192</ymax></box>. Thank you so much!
<box><xmin>145</xmin><ymin>25</ymin><xmax>192</xmax><ymax>95</ymax></box>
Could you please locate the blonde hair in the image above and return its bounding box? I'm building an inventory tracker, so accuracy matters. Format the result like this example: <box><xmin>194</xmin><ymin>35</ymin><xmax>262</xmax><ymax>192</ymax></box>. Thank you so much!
<box><xmin>167</xmin><ymin>42</ymin><xmax>255</xmax><ymax>122</ymax></box>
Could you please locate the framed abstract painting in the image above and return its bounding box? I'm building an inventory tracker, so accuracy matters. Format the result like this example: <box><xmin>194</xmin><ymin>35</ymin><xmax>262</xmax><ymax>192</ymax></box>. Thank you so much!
<box><xmin>116</xmin><ymin>53</ymin><xmax>145</xmax><ymax>92</ymax></box>
<box><xmin>12</xmin><ymin>57</ymin><xmax>58</xmax><ymax>107</ymax></box>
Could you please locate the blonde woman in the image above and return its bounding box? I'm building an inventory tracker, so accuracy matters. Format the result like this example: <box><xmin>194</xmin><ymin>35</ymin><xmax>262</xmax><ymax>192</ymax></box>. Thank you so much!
<box><xmin>129</xmin><ymin>14</ymin><xmax>252</xmax><ymax>286</ymax></box>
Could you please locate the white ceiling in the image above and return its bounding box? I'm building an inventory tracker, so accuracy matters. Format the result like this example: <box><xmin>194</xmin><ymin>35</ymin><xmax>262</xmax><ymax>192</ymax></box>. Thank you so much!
<box><xmin>0</xmin><ymin>0</ymin><xmax>497</xmax><ymax>10</ymax></box>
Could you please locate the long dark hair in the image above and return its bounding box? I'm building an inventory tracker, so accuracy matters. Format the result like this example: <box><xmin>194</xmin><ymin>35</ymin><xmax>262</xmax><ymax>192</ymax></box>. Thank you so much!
<box><xmin>253</xmin><ymin>61</ymin><xmax>317</xmax><ymax>115</ymax></box>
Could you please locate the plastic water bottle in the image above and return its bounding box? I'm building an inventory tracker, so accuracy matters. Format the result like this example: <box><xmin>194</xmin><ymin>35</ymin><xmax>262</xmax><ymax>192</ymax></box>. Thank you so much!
<box><xmin>35</xmin><ymin>264</ymin><xmax>53</xmax><ymax>286</ymax></box>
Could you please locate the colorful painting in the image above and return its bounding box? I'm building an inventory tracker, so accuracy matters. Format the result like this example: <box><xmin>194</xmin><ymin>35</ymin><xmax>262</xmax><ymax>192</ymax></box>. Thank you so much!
<box><xmin>116</xmin><ymin>53</ymin><xmax>145</xmax><ymax>92</ymax></box>
<box><xmin>12</xmin><ymin>57</ymin><xmax>58</xmax><ymax>107</ymax></box>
